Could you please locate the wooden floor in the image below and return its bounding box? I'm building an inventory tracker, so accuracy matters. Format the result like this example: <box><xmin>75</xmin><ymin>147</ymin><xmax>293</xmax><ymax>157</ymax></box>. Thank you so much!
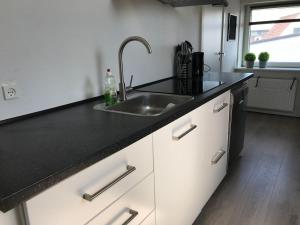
<box><xmin>193</xmin><ymin>112</ymin><xmax>300</xmax><ymax>225</ymax></box>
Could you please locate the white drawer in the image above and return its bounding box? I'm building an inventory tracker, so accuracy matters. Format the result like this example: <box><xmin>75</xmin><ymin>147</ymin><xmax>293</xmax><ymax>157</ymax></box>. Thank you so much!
<box><xmin>26</xmin><ymin>135</ymin><xmax>153</xmax><ymax>225</ymax></box>
<box><xmin>206</xmin><ymin>91</ymin><xmax>230</xmax><ymax>158</ymax></box>
<box><xmin>208</xmin><ymin>91</ymin><xmax>231</xmax><ymax>118</ymax></box>
<box><xmin>141</xmin><ymin>211</ymin><xmax>155</xmax><ymax>225</ymax></box>
<box><xmin>202</xmin><ymin>91</ymin><xmax>230</xmax><ymax>156</ymax></box>
<box><xmin>86</xmin><ymin>174</ymin><xmax>155</xmax><ymax>225</ymax></box>
<box><xmin>206</xmin><ymin>145</ymin><xmax>228</xmax><ymax>194</ymax></box>
<box><xmin>0</xmin><ymin>209</ymin><xmax>19</xmax><ymax>225</ymax></box>
<box><xmin>201</xmin><ymin>91</ymin><xmax>230</xmax><ymax>202</ymax></box>
<box><xmin>153</xmin><ymin>107</ymin><xmax>209</xmax><ymax>225</ymax></box>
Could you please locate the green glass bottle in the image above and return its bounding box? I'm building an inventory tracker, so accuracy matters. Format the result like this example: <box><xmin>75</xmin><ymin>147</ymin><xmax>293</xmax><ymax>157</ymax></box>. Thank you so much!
<box><xmin>104</xmin><ymin>69</ymin><xmax>117</xmax><ymax>106</ymax></box>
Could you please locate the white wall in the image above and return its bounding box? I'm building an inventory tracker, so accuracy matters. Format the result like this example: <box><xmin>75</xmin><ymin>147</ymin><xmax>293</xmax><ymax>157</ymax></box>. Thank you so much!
<box><xmin>0</xmin><ymin>0</ymin><xmax>201</xmax><ymax>121</ymax></box>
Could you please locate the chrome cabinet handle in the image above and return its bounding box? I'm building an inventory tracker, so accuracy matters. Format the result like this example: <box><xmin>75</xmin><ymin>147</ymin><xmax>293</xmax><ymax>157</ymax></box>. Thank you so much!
<box><xmin>83</xmin><ymin>165</ymin><xmax>136</xmax><ymax>202</ymax></box>
<box><xmin>172</xmin><ymin>124</ymin><xmax>197</xmax><ymax>141</ymax></box>
<box><xmin>213</xmin><ymin>103</ymin><xmax>228</xmax><ymax>113</ymax></box>
<box><xmin>122</xmin><ymin>209</ymin><xmax>139</xmax><ymax>225</ymax></box>
<box><xmin>211</xmin><ymin>150</ymin><xmax>226</xmax><ymax>164</ymax></box>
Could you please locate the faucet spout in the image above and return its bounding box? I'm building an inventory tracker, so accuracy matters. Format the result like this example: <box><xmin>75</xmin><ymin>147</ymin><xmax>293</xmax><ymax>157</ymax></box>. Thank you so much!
<box><xmin>118</xmin><ymin>36</ymin><xmax>152</xmax><ymax>101</ymax></box>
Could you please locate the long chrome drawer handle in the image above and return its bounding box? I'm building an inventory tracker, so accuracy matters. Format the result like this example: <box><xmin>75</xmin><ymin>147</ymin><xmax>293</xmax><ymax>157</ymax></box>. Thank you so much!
<box><xmin>172</xmin><ymin>124</ymin><xmax>197</xmax><ymax>141</ymax></box>
<box><xmin>83</xmin><ymin>165</ymin><xmax>136</xmax><ymax>202</ymax></box>
<box><xmin>211</xmin><ymin>150</ymin><xmax>226</xmax><ymax>164</ymax></box>
<box><xmin>213</xmin><ymin>103</ymin><xmax>228</xmax><ymax>113</ymax></box>
<box><xmin>122</xmin><ymin>209</ymin><xmax>139</xmax><ymax>225</ymax></box>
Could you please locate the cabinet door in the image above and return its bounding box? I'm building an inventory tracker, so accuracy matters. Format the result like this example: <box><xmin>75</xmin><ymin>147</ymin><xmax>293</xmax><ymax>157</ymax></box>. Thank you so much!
<box><xmin>153</xmin><ymin>91</ymin><xmax>230</xmax><ymax>225</ymax></box>
<box><xmin>201</xmin><ymin>91</ymin><xmax>230</xmax><ymax>202</ymax></box>
<box><xmin>153</xmin><ymin>108</ymin><xmax>207</xmax><ymax>225</ymax></box>
<box><xmin>201</xmin><ymin>5</ymin><xmax>225</xmax><ymax>72</ymax></box>
<box><xmin>141</xmin><ymin>211</ymin><xmax>155</xmax><ymax>225</ymax></box>
<box><xmin>0</xmin><ymin>209</ymin><xmax>20</xmax><ymax>225</ymax></box>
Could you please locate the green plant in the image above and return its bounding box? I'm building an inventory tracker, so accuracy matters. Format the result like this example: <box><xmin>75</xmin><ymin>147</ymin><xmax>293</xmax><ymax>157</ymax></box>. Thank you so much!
<box><xmin>244</xmin><ymin>53</ymin><xmax>256</xmax><ymax>62</ymax></box>
<box><xmin>258</xmin><ymin>52</ymin><xmax>270</xmax><ymax>62</ymax></box>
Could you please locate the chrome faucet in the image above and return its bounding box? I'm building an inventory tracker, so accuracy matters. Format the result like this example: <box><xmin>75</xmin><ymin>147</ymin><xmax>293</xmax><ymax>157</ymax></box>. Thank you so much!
<box><xmin>118</xmin><ymin>36</ymin><xmax>152</xmax><ymax>101</ymax></box>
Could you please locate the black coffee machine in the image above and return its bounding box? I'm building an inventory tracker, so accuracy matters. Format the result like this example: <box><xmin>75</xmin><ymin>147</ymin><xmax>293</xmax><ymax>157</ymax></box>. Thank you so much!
<box><xmin>192</xmin><ymin>52</ymin><xmax>204</xmax><ymax>77</ymax></box>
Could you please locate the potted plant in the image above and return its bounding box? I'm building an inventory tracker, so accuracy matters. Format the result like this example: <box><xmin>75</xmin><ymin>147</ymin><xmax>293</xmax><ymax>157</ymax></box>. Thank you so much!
<box><xmin>244</xmin><ymin>53</ymin><xmax>256</xmax><ymax>68</ymax></box>
<box><xmin>258</xmin><ymin>52</ymin><xmax>270</xmax><ymax>68</ymax></box>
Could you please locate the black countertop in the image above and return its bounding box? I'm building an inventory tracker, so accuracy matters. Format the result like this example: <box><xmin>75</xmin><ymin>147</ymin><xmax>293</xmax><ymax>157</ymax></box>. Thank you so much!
<box><xmin>0</xmin><ymin>72</ymin><xmax>253</xmax><ymax>212</ymax></box>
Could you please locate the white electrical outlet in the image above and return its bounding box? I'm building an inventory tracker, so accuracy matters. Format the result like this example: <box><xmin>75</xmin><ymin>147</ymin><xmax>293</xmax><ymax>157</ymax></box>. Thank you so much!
<box><xmin>1</xmin><ymin>82</ymin><xmax>18</xmax><ymax>100</ymax></box>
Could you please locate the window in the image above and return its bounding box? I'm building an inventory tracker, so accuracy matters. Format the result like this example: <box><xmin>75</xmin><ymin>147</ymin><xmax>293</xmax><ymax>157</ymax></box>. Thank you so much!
<box><xmin>244</xmin><ymin>3</ymin><xmax>300</xmax><ymax>67</ymax></box>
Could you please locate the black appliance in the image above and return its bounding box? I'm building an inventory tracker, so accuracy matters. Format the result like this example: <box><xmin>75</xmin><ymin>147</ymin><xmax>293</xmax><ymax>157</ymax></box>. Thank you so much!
<box><xmin>229</xmin><ymin>83</ymin><xmax>248</xmax><ymax>165</ymax></box>
<box><xmin>192</xmin><ymin>52</ymin><xmax>204</xmax><ymax>77</ymax></box>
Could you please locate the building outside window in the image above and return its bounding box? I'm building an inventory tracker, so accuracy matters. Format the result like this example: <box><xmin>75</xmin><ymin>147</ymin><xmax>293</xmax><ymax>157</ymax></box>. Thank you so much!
<box><xmin>243</xmin><ymin>3</ymin><xmax>300</xmax><ymax>67</ymax></box>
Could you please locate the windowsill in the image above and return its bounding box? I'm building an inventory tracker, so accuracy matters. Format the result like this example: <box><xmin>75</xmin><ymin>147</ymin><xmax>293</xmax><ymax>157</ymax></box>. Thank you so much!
<box><xmin>235</xmin><ymin>67</ymin><xmax>300</xmax><ymax>73</ymax></box>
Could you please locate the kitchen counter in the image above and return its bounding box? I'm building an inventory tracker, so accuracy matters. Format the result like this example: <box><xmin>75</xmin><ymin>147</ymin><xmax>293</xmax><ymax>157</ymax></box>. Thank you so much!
<box><xmin>0</xmin><ymin>72</ymin><xmax>253</xmax><ymax>212</ymax></box>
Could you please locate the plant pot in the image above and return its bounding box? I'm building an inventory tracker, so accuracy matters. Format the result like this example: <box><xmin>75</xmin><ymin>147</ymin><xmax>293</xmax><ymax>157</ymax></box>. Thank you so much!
<box><xmin>245</xmin><ymin>61</ymin><xmax>255</xmax><ymax>68</ymax></box>
<box><xmin>259</xmin><ymin>61</ymin><xmax>267</xmax><ymax>68</ymax></box>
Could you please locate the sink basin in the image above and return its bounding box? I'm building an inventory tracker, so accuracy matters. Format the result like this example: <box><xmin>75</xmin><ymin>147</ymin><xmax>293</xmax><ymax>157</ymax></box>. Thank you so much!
<box><xmin>94</xmin><ymin>92</ymin><xmax>193</xmax><ymax>116</ymax></box>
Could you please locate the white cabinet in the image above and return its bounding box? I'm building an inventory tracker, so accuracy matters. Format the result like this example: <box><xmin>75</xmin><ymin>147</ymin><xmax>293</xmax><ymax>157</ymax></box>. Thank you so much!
<box><xmin>141</xmin><ymin>211</ymin><xmax>155</xmax><ymax>225</ymax></box>
<box><xmin>153</xmin><ymin>91</ymin><xmax>230</xmax><ymax>225</ymax></box>
<box><xmin>22</xmin><ymin>91</ymin><xmax>230</xmax><ymax>225</ymax></box>
<box><xmin>87</xmin><ymin>174</ymin><xmax>155</xmax><ymax>225</ymax></box>
<box><xmin>153</xmin><ymin>106</ymin><xmax>208</xmax><ymax>225</ymax></box>
<box><xmin>25</xmin><ymin>135</ymin><xmax>153</xmax><ymax>225</ymax></box>
<box><xmin>201</xmin><ymin>91</ymin><xmax>230</xmax><ymax>202</ymax></box>
<box><xmin>0</xmin><ymin>209</ymin><xmax>20</xmax><ymax>225</ymax></box>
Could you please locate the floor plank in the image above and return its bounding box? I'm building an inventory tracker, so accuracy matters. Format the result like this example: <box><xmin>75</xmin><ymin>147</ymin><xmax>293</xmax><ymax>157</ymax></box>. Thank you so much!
<box><xmin>193</xmin><ymin>112</ymin><xmax>300</xmax><ymax>225</ymax></box>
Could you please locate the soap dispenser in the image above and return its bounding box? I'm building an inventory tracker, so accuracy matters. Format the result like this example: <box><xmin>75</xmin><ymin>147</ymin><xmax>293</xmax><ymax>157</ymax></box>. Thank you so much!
<box><xmin>104</xmin><ymin>69</ymin><xmax>117</xmax><ymax>106</ymax></box>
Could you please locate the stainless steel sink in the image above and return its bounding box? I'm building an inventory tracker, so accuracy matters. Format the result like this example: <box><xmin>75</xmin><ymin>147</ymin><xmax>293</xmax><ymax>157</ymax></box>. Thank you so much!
<box><xmin>94</xmin><ymin>92</ymin><xmax>193</xmax><ymax>116</ymax></box>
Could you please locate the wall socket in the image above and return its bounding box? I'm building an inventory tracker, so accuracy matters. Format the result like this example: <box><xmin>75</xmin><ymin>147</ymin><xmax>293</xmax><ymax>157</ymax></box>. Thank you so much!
<box><xmin>1</xmin><ymin>82</ymin><xmax>18</xmax><ymax>100</ymax></box>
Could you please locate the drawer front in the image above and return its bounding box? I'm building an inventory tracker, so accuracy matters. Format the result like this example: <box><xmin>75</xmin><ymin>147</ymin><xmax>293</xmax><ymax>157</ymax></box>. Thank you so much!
<box><xmin>153</xmin><ymin>108</ymin><xmax>209</xmax><ymax>225</ymax></box>
<box><xmin>202</xmin><ymin>91</ymin><xmax>230</xmax><ymax>201</ymax></box>
<box><xmin>207</xmin><ymin>91</ymin><xmax>231</xmax><ymax>149</ymax></box>
<box><xmin>26</xmin><ymin>135</ymin><xmax>153</xmax><ymax>225</ymax></box>
<box><xmin>0</xmin><ymin>209</ymin><xmax>19</xmax><ymax>225</ymax></box>
<box><xmin>202</xmin><ymin>91</ymin><xmax>230</xmax><ymax>159</ymax></box>
<box><xmin>141</xmin><ymin>211</ymin><xmax>155</xmax><ymax>225</ymax></box>
<box><xmin>207</xmin><ymin>147</ymin><xmax>228</xmax><ymax>194</ymax></box>
<box><xmin>207</xmin><ymin>91</ymin><xmax>230</xmax><ymax>165</ymax></box>
<box><xmin>86</xmin><ymin>174</ymin><xmax>155</xmax><ymax>225</ymax></box>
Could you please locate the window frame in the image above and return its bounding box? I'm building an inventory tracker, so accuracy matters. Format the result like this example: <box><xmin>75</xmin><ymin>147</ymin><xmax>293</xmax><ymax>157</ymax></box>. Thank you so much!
<box><xmin>242</xmin><ymin>2</ymin><xmax>300</xmax><ymax>68</ymax></box>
